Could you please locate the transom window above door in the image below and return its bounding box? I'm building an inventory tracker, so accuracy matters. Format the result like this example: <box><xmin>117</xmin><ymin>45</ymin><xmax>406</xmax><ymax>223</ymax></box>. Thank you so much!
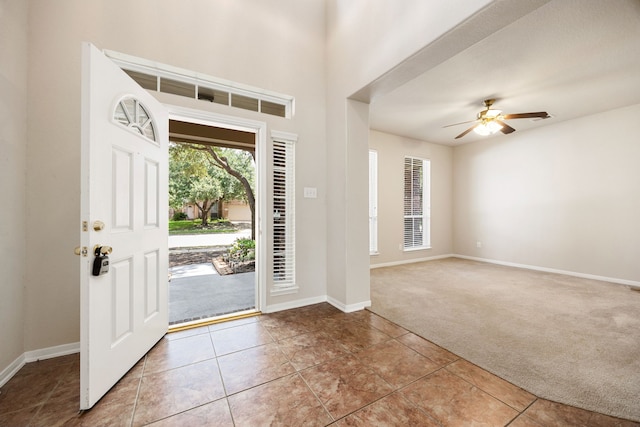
<box><xmin>104</xmin><ymin>49</ymin><xmax>294</xmax><ymax>119</ymax></box>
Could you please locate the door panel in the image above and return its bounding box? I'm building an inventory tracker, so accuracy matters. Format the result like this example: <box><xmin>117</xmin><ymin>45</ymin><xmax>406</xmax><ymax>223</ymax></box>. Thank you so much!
<box><xmin>80</xmin><ymin>43</ymin><xmax>168</xmax><ymax>409</ymax></box>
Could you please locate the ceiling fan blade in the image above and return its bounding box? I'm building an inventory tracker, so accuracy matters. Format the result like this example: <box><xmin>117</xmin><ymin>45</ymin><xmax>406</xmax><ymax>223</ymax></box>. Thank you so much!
<box><xmin>443</xmin><ymin>119</ymin><xmax>476</xmax><ymax>128</ymax></box>
<box><xmin>455</xmin><ymin>126</ymin><xmax>477</xmax><ymax>139</ymax></box>
<box><xmin>502</xmin><ymin>112</ymin><xmax>549</xmax><ymax>120</ymax></box>
<box><xmin>496</xmin><ymin>120</ymin><xmax>516</xmax><ymax>134</ymax></box>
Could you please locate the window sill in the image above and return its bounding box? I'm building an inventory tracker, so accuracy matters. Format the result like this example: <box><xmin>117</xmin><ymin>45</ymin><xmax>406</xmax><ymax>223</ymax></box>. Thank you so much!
<box><xmin>403</xmin><ymin>246</ymin><xmax>431</xmax><ymax>252</ymax></box>
<box><xmin>370</xmin><ymin>251</ymin><xmax>379</xmax><ymax>256</ymax></box>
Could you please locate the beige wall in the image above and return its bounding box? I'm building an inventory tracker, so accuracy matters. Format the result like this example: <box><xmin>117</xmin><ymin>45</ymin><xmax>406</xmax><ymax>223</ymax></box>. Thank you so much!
<box><xmin>453</xmin><ymin>104</ymin><xmax>640</xmax><ymax>282</ymax></box>
<box><xmin>0</xmin><ymin>0</ymin><xmax>28</xmax><ymax>373</ymax></box>
<box><xmin>325</xmin><ymin>0</ymin><xmax>490</xmax><ymax>308</ymax></box>
<box><xmin>11</xmin><ymin>0</ymin><xmax>630</xmax><ymax>373</ymax></box>
<box><xmin>369</xmin><ymin>104</ymin><xmax>640</xmax><ymax>283</ymax></box>
<box><xmin>23</xmin><ymin>0</ymin><xmax>327</xmax><ymax>352</ymax></box>
<box><xmin>16</xmin><ymin>0</ymin><xmax>488</xmax><ymax>355</ymax></box>
<box><xmin>369</xmin><ymin>131</ymin><xmax>453</xmax><ymax>267</ymax></box>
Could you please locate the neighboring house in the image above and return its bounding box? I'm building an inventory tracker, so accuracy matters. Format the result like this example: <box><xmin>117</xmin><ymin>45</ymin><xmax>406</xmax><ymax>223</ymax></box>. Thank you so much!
<box><xmin>172</xmin><ymin>199</ymin><xmax>251</xmax><ymax>222</ymax></box>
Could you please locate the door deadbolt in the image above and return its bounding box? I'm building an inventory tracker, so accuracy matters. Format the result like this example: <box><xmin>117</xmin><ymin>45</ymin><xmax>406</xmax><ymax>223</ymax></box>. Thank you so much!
<box><xmin>74</xmin><ymin>246</ymin><xmax>88</xmax><ymax>257</ymax></box>
<box><xmin>93</xmin><ymin>220</ymin><xmax>105</xmax><ymax>231</ymax></box>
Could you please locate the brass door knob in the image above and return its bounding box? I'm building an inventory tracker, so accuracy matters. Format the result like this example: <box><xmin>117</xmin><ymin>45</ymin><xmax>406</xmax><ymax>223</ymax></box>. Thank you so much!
<box><xmin>92</xmin><ymin>245</ymin><xmax>113</xmax><ymax>255</ymax></box>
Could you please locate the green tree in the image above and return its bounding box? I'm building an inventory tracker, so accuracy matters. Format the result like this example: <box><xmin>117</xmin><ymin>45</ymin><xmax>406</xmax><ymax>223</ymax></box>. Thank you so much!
<box><xmin>169</xmin><ymin>144</ymin><xmax>256</xmax><ymax>235</ymax></box>
<box><xmin>203</xmin><ymin>146</ymin><xmax>256</xmax><ymax>239</ymax></box>
<box><xmin>169</xmin><ymin>144</ymin><xmax>223</xmax><ymax>226</ymax></box>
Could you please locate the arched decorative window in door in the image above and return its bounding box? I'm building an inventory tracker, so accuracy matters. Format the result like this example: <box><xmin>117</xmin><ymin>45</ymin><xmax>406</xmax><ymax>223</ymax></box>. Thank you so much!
<box><xmin>113</xmin><ymin>97</ymin><xmax>157</xmax><ymax>143</ymax></box>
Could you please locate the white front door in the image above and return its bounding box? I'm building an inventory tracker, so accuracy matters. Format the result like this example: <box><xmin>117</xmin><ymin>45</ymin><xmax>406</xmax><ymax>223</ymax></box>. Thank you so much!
<box><xmin>79</xmin><ymin>43</ymin><xmax>168</xmax><ymax>409</ymax></box>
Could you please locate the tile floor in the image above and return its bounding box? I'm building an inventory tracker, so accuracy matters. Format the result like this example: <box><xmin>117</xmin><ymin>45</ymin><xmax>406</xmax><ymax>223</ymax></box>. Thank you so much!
<box><xmin>1</xmin><ymin>303</ymin><xmax>638</xmax><ymax>426</ymax></box>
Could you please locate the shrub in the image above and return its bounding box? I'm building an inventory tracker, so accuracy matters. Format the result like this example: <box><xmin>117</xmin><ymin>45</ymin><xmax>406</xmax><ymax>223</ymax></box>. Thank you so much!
<box><xmin>228</xmin><ymin>238</ymin><xmax>255</xmax><ymax>261</ymax></box>
<box><xmin>172</xmin><ymin>211</ymin><xmax>188</xmax><ymax>221</ymax></box>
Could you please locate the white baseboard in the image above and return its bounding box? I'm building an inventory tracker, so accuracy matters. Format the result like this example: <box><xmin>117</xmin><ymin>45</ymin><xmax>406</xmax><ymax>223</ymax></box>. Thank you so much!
<box><xmin>0</xmin><ymin>354</ymin><xmax>26</xmax><ymax>389</ymax></box>
<box><xmin>327</xmin><ymin>296</ymin><xmax>371</xmax><ymax>313</ymax></box>
<box><xmin>370</xmin><ymin>253</ymin><xmax>454</xmax><ymax>269</ymax></box>
<box><xmin>24</xmin><ymin>342</ymin><xmax>80</xmax><ymax>363</ymax></box>
<box><xmin>262</xmin><ymin>295</ymin><xmax>327</xmax><ymax>314</ymax></box>
<box><xmin>0</xmin><ymin>342</ymin><xmax>80</xmax><ymax>388</ymax></box>
<box><xmin>369</xmin><ymin>253</ymin><xmax>639</xmax><ymax>288</ymax></box>
<box><xmin>453</xmin><ymin>255</ymin><xmax>640</xmax><ymax>288</ymax></box>
<box><xmin>263</xmin><ymin>294</ymin><xmax>371</xmax><ymax>314</ymax></box>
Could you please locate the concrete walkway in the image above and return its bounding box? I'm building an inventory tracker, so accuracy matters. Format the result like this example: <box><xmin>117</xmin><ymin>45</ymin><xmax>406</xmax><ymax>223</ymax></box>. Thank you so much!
<box><xmin>169</xmin><ymin>265</ymin><xmax>255</xmax><ymax>325</ymax></box>
<box><xmin>168</xmin><ymin>230</ymin><xmax>255</xmax><ymax>325</ymax></box>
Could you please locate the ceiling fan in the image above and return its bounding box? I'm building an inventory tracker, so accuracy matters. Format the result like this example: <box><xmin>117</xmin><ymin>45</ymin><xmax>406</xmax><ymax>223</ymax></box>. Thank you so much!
<box><xmin>444</xmin><ymin>99</ymin><xmax>550</xmax><ymax>139</ymax></box>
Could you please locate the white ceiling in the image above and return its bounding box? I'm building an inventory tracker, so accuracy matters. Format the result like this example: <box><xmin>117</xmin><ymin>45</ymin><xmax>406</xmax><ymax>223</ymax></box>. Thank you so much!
<box><xmin>366</xmin><ymin>0</ymin><xmax>640</xmax><ymax>146</ymax></box>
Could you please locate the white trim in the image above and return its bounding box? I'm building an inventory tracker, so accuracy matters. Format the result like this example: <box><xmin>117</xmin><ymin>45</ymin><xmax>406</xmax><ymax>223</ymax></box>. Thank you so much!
<box><xmin>167</xmin><ymin>105</ymin><xmax>266</xmax><ymax>134</ymax></box>
<box><xmin>262</xmin><ymin>295</ymin><xmax>327</xmax><ymax>314</ymax></box>
<box><xmin>370</xmin><ymin>254</ymin><xmax>454</xmax><ymax>269</ymax></box>
<box><xmin>104</xmin><ymin>49</ymin><xmax>294</xmax><ymax>118</ymax></box>
<box><xmin>453</xmin><ymin>255</ymin><xmax>640</xmax><ymax>288</ymax></box>
<box><xmin>271</xmin><ymin>135</ymin><xmax>296</xmax><ymax>295</ymax></box>
<box><xmin>270</xmin><ymin>130</ymin><xmax>298</xmax><ymax>143</ymax></box>
<box><xmin>403</xmin><ymin>156</ymin><xmax>431</xmax><ymax>250</ymax></box>
<box><xmin>264</xmin><ymin>295</ymin><xmax>372</xmax><ymax>314</ymax></box>
<box><xmin>371</xmin><ymin>254</ymin><xmax>640</xmax><ymax>288</ymax></box>
<box><xmin>403</xmin><ymin>246</ymin><xmax>432</xmax><ymax>252</ymax></box>
<box><xmin>1</xmin><ymin>342</ymin><xmax>80</xmax><ymax>388</ymax></box>
<box><xmin>0</xmin><ymin>354</ymin><xmax>25</xmax><ymax>388</ymax></box>
<box><xmin>327</xmin><ymin>297</ymin><xmax>371</xmax><ymax>313</ymax></box>
<box><xmin>25</xmin><ymin>342</ymin><xmax>80</xmax><ymax>362</ymax></box>
<box><xmin>166</xmin><ymin>105</ymin><xmax>268</xmax><ymax>313</ymax></box>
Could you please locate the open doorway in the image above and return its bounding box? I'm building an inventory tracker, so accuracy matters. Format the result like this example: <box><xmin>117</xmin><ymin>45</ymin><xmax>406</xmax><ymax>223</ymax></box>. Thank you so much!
<box><xmin>167</xmin><ymin>118</ymin><xmax>259</xmax><ymax>327</ymax></box>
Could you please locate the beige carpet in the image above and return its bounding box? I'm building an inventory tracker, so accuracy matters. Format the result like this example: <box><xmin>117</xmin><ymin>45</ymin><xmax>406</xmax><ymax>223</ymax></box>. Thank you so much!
<box><xmin>369</xmin><ymin>257</ymin><xmax>640</xmax><ymax>422</ymax></box>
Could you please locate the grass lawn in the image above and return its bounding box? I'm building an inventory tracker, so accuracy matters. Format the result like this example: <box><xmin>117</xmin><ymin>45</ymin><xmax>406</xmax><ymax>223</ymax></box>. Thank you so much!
<box><xmin>169</xmin><ymin>219</ymin><xmax>239</xmax><ymax>235</ymax></box>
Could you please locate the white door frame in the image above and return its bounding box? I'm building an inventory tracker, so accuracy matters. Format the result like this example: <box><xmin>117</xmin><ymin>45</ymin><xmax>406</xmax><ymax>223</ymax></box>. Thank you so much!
<box><xmin>166</xmin><ymin>105</ymin><xmax>267</xmax><ymax>313</ymax></box>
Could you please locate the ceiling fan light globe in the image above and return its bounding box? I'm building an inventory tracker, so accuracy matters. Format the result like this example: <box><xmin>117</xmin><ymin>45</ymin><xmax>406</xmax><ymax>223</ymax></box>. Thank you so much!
<box><xmin>473</xmin><ymin>125</ymin><xmax>491</xmax><ymax>136</ymax></box>
<box><xmin>473</xmin><ymin>121</ymin><xmax>503</xmax><ymax>136</ymax></box>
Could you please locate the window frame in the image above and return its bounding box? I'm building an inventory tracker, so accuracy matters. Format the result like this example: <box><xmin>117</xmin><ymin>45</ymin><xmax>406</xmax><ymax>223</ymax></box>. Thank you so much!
<box><xmin>271</xmin><ymin>131</ymin><xmax>297</xmax><ymax>295</ymax></box>
<box><xmin>403</xmin><ymin>156</ymin><xmax>431</xmax><ymax>251</ymax></box>
<box><xmin>105</xmin><ymin>49</ymin><xmax>294</xmax><ymax>119</ymax></box>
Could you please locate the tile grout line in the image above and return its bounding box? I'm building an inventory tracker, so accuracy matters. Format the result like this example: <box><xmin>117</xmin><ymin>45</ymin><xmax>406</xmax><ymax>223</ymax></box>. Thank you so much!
<box><xmin>504</xmin><ymin>398</ymin><xmax>540</xmax><ymax>427</ymax></box>
<box><xmin>295</xmin><ymin>370</ymin><xmax>336</xmax><ymax>424</ymax></box>
<box><xmin>128</xmin><ymin>355</ymin><xmax>148</xmax><ymax>427</ymax></box>
<box><xmin>443</xmin><ymin>359</ymin><xmax>537</xmax><ymax>414</ymax></box>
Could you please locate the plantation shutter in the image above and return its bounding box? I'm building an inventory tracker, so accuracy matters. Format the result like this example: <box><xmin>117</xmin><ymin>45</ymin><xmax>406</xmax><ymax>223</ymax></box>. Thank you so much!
<box><xmin>403</xmin><ymin>156</ymin><xmax>430</xmax><ymax>249</ymax></box>
<box><xmin>272</xmin><ymin>133</ymin><xmax>297</xmax><ymax>294</ymax></box>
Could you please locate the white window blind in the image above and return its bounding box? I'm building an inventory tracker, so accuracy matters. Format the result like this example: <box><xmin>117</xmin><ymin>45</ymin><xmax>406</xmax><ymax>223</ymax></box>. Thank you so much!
<box><xmin>403</xmin><ymin>156</ymin><xmax>430</xmax><ymax>250</ymax></box>
<box><xmin>369</xmin><ymin>150</ymin><xmax>378</xmax><ymax>254</ymax></box>
<box><xmin>272</xmin><ymin>134</ymin><xmax>296</xmax><ymax>294</ymax></box>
